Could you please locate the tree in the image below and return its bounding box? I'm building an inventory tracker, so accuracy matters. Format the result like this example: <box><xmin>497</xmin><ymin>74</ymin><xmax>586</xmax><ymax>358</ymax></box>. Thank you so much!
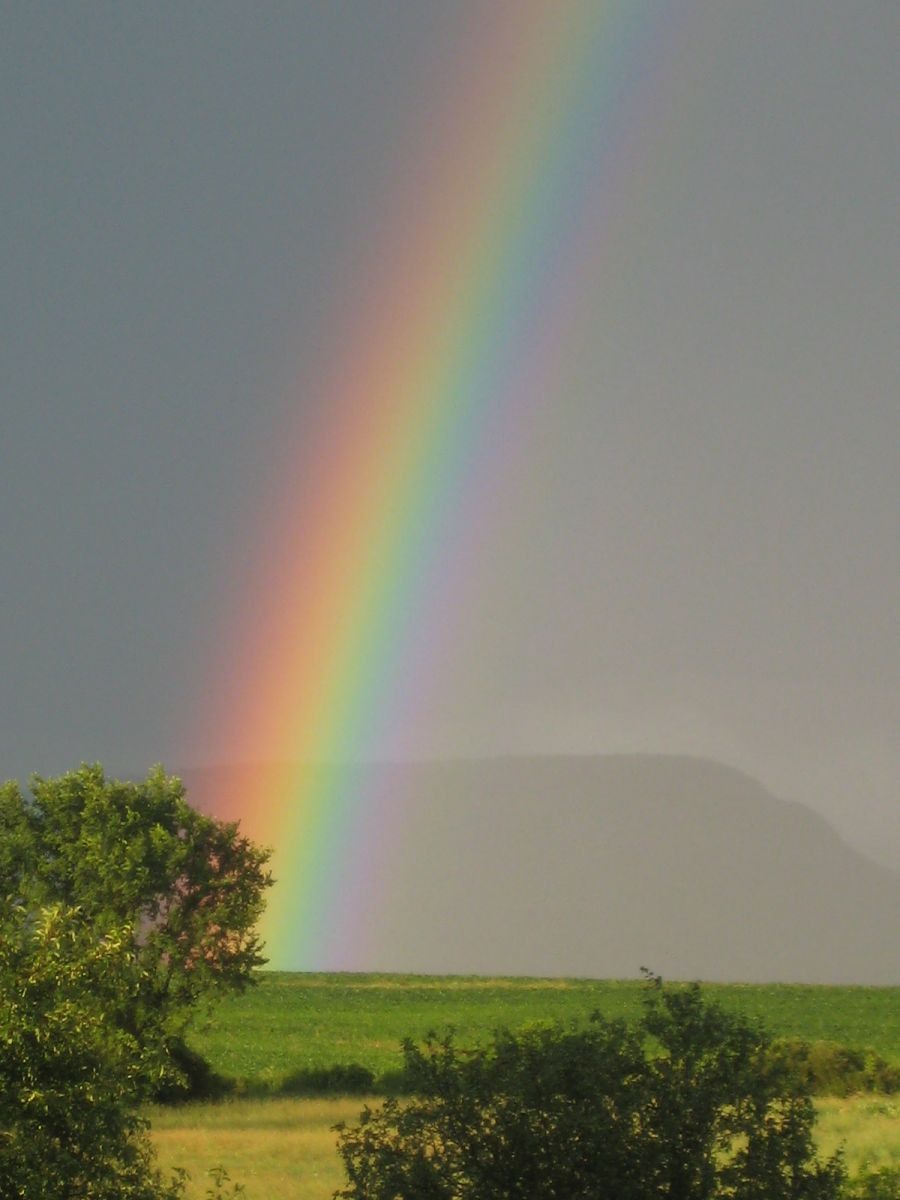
<box><xmin>336</xmin><ymin>976</ymin><xmax>845</xmax><ymax>1200</ymax></box>
<box><xmin>0</xmin><ymin>764</ymin><xmax>272</xmax><ymax>1083</ymax></box>
<box><xmin>0</xmin><ymin>898</ymin><xmax>185</xmax><ymax>1199</ymax></box>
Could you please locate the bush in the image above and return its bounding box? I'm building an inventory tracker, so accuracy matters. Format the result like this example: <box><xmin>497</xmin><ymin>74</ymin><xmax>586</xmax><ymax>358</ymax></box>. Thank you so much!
<box><xmin>375</xmin><ymin>1067</ymin><xmax>417</xmax><ymax>1096</ymax></box>
<box><xmin>769</xmin><ymin>1038</ymin><xmax>900</xmax><ymax>1096</ymax></box>
<box><xmin>336</xmin><ymin>977</ymin><xmax>846</xmax><ymax>1200</ymax></box>
<box><xmin>280</xmin><ymin>1063</ymin><xmax>376</xmax><ymax>1096</ymax></box>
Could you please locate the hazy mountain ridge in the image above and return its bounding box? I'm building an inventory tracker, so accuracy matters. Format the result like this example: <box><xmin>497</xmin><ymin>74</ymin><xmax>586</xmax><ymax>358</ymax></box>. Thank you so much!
<box><xmin>181</xmin><ymin>754</ymin><xmax>899</xmax><ymax>985</ymax></box>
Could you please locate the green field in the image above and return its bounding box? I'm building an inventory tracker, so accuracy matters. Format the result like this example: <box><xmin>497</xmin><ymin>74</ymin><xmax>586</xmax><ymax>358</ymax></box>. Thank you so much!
<box><xmin>191</xmin><ymin>971</ymin><xmax>900</xmax><ymax>1089</ymax></box>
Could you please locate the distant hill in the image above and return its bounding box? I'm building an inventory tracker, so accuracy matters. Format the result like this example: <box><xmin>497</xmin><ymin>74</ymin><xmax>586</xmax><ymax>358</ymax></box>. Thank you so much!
<box><xmin>180</xmin><ymin>755</ymin><xmax>899</xmax><ymax>985</ymax></box>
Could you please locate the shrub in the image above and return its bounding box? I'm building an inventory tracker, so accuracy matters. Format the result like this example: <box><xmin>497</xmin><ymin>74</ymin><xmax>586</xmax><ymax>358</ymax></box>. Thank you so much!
<box><xmin>280</xmin><ymin>1063</ymin><xmax>376</xmax><ymax>1096</ymax></box>
<box><xmin>336</xmin><ymin>977</ymin><xmax>846</xmax><ymax>1200</ymax></box>
<box><xmin>769</xmin><ymin>1038</ymin><xmax>900</xmax><ymax>1096</ymax></box>
<box><xmin>375</xmin><ymin>1067</ymin><xmax>417</xmax><ymax>1096</ymax></box>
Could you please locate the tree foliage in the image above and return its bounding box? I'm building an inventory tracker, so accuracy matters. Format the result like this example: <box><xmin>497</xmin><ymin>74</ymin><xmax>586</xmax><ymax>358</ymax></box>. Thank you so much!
<box><xmin>0</xmin><ymin>899</ymin><xmax>185</xmax><ymax>1199</ymax></box>
<box><xmin>336</xmin><ymin>976</ymin><xmax>846</xmax><ymax>1200</ymax></box>
<box><xmin>0</xmin><ymin>763</ymin><xmax>269</xmax><ymax>1194</ymax></box>
<box><xmin>0</xmin><ymin>764</ymin><xmax>272</xmax><ymax>1068</ymax></box>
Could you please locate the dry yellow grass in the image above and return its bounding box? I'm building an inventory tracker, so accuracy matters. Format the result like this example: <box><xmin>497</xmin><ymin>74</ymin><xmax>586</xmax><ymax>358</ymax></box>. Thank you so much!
<box><xmin>150</xmin><ymin>1094</ymin><xmax>900</xmax><ymax>1200</ymax></box>
<box><xmin>814</xmin><ymin>1096</ymin><xmax>900</xmax><ymax>1176</ymax></box>
<box><xmin>150</xmin><ymin>1097</ymin><xmax>367</xmax><ymax>1200</ymax></box>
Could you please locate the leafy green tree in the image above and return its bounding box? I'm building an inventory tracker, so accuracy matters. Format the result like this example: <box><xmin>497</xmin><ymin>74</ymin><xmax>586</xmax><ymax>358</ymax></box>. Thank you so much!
<box><xmin>336</xmin><ymin>977</ymin><xmax>845</xmax><ymax>1200</ymax></box>
<box><xmin>0</xmin><ymin>764</ymin><xmax>272</xmax><ymax>1080</ymax></box>
<box><xmin>0</xmin><ymin>898</ymin><xmax>185</xmax><ymax>1199</ymax></box>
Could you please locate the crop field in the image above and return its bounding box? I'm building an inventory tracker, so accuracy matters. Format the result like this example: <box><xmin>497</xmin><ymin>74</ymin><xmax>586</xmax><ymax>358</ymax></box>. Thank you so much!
<box><xmin>191</xmin><ymin>972</ymin><xmax>900</xmax><ymax>1087</ymax></box>
<box><xmin>150</xmin><ymin>973</ymin><xmax>899</xmax><ymax>1199</ymax></box>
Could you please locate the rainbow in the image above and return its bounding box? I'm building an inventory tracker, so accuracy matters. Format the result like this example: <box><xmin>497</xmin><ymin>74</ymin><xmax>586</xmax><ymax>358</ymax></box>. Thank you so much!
<box><xmin>192</xmin><ymin>1</ymin><xmax>684</xmax><ymax>969</ymax></box>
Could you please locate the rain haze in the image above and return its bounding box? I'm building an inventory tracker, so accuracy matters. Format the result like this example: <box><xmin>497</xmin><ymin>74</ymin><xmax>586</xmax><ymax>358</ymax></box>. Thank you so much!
<box><xmin>2</xmin><ymin>0</ymin><xmax>898</xmax><ymax>894</ymax></box>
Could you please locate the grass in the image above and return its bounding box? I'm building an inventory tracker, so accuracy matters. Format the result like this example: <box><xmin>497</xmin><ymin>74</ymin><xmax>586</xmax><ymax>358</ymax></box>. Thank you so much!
<box><xmin>150</xmin><ymin>1097</ymin><xmax>359</xmax><ymax>1200</ymax></box>
<box><xmin>149</xmin><ymin>1094</ymin><xmax>900</xmax><ymax>1200</ymax></box>
<box><xmin>191</xmin><ymin>972</ymin><xmax>900</xmax><ymax>1089</ymax></box>
<box><xmin>816</xmin><ymin>1097</ymin><xmax>900</xmax><ymax>1176</ymax></box>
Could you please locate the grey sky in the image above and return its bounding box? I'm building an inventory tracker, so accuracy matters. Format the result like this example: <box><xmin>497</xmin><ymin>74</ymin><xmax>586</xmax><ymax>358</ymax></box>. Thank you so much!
<box><xmin>2</xmin><ymin>2</ymin><xmax>897</xmax><ymax>869</ymax></box>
